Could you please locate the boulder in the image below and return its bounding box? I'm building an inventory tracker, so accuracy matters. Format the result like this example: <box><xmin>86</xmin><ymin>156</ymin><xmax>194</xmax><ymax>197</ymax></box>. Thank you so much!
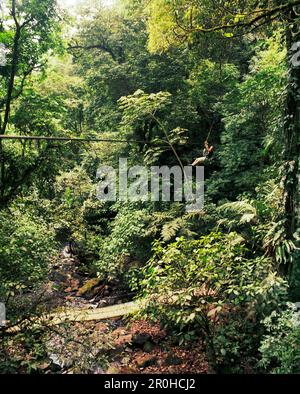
<box><xmin>132</xmin><ymin>333</ymin><xmax>151</xmax><ymax>348</ymax></box>
<box><xmin>76</xmin><ymin>278</ymin><xmax>102</xmax><ymax>297</ymax></box>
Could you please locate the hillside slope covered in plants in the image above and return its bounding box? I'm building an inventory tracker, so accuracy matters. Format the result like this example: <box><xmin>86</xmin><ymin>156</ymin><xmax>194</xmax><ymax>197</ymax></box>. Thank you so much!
<box><xmin>0</xmin><ymin>0</ymin><xmax>299</xmax><ymax>374</ymax></box>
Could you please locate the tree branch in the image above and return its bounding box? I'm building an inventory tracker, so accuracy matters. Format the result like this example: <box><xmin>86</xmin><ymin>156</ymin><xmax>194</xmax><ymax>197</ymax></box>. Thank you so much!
<box><xmin>68</xmin><ymin>43</ymin><xmax>118</xmax><ymax>62</ymax></box>
<box><xmin>173</xmin><ymin>0</ymin><xmax>300</xmax><ymax>35</ymax></box>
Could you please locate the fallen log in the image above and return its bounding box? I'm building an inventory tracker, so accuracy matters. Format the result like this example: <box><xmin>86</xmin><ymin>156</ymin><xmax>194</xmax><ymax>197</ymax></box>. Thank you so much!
<box><xmin>6</xmin><ymin>301</ymin><xmax>140</xmax><ymax>333</ymax></box>
<box><xmin>47</xmin><ymin>301</ymin><xmax>140</xmax><ymax>325</ymax></box>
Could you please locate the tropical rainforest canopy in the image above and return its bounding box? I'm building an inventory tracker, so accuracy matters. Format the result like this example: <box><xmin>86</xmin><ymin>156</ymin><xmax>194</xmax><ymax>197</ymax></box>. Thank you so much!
<box><xmin>0</xmin><ymin>0</ymin><xmax>299</xmax><ymax>375</ymax></box>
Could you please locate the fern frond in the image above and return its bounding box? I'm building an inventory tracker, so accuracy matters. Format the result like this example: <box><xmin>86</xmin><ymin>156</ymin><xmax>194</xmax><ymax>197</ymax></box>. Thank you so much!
<box><xmin>218</xmin><ymin>200</ymin><xmax>258</xmax><ymax>224</ymax></box>
<box><xmin>162</xmin><ymin>217</ymin><xmax>187</xmax><ymax>242</ymax></box>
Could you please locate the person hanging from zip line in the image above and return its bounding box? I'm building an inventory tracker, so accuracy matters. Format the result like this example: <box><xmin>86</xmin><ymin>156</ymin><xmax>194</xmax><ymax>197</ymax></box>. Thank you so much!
<box><xmin>191</xmin><ymin>140</ymin><xmax>215</xmax><ymax>166</ymax></box>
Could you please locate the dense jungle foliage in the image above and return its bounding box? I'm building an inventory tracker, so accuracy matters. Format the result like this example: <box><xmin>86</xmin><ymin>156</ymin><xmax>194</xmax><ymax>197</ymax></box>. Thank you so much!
<box><xmin>0</xmin><ymin>0</ymin><xmax>299</xmax><ymax>375</ymax></box>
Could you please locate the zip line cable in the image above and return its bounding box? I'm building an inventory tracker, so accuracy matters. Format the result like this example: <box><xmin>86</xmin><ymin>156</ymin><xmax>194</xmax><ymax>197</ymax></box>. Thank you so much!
<box><xmin>0</xmin><ymin>134</ymin><xmax>204</xmax><ymax>147</ymax></box>
<box><xmin>0</xmin><ymin>134</ymin><xmax>210</xmax><ymax>171</ymax></box>
<box><xmin>0</xmin><ymin>135</ymin><xmax>151</xmax><ymax>144</ymax></box>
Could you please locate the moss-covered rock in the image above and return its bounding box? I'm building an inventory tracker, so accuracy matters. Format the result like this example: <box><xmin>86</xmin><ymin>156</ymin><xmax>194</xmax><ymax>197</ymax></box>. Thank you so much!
<box><xmin>76</xmin><ymin>277</ymin><xmax>102</xmax><ymax>297</ymax></box>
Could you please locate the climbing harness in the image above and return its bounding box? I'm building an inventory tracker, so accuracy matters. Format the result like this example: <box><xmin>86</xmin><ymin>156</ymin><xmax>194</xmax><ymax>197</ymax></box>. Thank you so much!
<box><xmin>191</xmin><ymin>124</ymin><xmax>215</xmax><ymax>167</ymax></box>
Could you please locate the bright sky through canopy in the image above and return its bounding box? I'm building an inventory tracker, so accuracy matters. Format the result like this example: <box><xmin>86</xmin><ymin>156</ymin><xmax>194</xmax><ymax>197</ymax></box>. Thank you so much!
<box><xmin>59</xmin><ymin>0</ymin><xmax>116</xmax><ymax>10</ymax></box>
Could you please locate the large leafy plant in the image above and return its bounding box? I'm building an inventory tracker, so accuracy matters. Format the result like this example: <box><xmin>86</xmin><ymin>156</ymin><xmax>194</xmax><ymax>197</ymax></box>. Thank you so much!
<box><xmin>0</xmin><ymin>205</ymin><xmax>57</xmax><ymax>301</ymax></box>
<box><xmin>95</xmin><ymin>204</ymin><xmax>152</xmax><ymax>281</ymax></box>
<box><xmin>259</xmin><ymin>304</ymin><xmax>300</xmax><ymax>374</ymax></box>
<box><xmin>137</xmin><ymin>231</ymin><xmax>288</xmax><ymax>369</ymax></box>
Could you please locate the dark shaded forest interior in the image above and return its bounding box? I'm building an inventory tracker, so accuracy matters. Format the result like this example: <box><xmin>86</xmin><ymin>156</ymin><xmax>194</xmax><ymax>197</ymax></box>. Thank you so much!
<box><xmin>0</xmin><ymin>0</ymin><xmax>299</xmax><ymax>375</ymax></box>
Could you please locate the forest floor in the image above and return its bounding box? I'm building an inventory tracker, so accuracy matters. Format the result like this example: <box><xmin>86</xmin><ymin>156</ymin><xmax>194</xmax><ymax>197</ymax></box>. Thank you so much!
<box><xmin>37</xmin><ymin>246</ymin><xmax>210</xmax><ymax>374</ymax></box>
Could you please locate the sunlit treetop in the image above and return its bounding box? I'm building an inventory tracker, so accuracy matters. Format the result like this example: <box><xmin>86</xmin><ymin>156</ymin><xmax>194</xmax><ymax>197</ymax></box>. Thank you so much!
<box><xmin>143</xmin><ymin>0</ymin><xmax>300</xmax><ymax>52</ymax></box>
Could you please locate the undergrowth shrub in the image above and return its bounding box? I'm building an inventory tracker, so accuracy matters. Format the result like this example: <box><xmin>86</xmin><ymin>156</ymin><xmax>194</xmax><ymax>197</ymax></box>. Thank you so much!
<box><xmin>135</xmin><ymin>231</ymin><xmax>288</xmax><ymax>372</ymax></box>
<box><xmin>95</xmin><ymin>205</ymin><xmax>152</xmax><ymax>281</ymax></box>
<box><xmin>259</xmin><ymin>303</ymin><xmax>300</xmax><ymax>374</ymax></box>
<box><xmin>0</xmin><ymin>206</ymin><xmax>57</xmax><ymax>302</ymax></box>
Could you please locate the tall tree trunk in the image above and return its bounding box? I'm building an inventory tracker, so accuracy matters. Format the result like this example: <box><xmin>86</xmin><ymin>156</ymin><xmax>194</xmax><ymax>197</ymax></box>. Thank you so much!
<box><xmin>0</xmin><ymin>0</ymin><xmax>21</xmax><ymax>203</ymax></box>
<box><xmin>1</xmin><ymin>24</ymin><xmax>21</xmax><ymax>135</ymax></box>
<box><xmin>283</xmin><ymin>5</ymin><xmax>300</xmax><ymax>276</ymax></box>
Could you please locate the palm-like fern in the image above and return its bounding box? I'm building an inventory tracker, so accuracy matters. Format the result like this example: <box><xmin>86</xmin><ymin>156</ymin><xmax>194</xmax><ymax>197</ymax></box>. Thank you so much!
<box><xmin>217</xmin><ymin>200</ymin><xmax>258</xmax><ymax>225</ymax></box>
